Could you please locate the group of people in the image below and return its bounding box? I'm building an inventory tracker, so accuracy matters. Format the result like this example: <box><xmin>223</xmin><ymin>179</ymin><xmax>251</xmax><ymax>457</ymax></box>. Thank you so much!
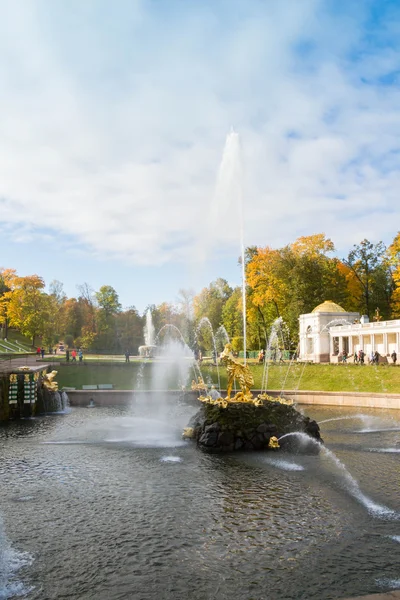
<box><xmin>65</xmin><ymin>348</ymin><xmax>83</xmax><ymax>362</ymax></box>
<box><xmin>338</xmin><ymin>349</ymin><xmax>397</xmax><ymax>365</ymax></box>
<box><xmin>36</xmin><ymin>347</ymin><xmax>45</xmax><ymax>359</ymax></box>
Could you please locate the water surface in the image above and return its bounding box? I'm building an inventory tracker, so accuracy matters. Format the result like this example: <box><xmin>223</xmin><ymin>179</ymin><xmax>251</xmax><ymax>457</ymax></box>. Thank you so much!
<box><xmin>0</xmin><ymin>400</ymin><xmax>399</xmax><ymax>600</ymax></box>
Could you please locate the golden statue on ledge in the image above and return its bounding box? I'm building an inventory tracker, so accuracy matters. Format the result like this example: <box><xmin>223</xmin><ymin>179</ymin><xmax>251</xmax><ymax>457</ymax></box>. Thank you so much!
<box><xmin>42</xmin><ymin>370</ymin><xmax>59</xmax><ymax>391</ymax></box>
<box><xmin>198</xmin><ymin>343</ymin><xmax>292</xmax><ymax>408</ymax></box>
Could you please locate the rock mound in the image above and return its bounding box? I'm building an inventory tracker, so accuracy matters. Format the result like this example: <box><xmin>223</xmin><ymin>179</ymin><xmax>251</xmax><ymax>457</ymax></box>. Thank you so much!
<box><xmin>188</xmin><ymin>400</ymin><xmax>322</xmax><ymax>453</ymax></box>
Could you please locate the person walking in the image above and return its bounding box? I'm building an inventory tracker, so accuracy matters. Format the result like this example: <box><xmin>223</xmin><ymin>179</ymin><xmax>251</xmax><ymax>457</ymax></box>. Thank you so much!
<box><xmin>374</xmin><ymin>350</ymin><xmax>379</xmax><ymax>365</ymax></box>
<box><xmin>41</xmin><ymin>348</ymin><xmax>45</xmax><ymax>359</ymax></box>
<box><xmin>354</xmin><ymin>351</ymin><xmax>358</xmax><ymax>364</ymax></box>
<box><xmin>71</xmin><ymin>349</ymin><xmax>77</xmax><ymax>362</ymax></box>
<box><xmin>391</xmin><ymin>350</ymin><xmax>397</xmax><ymax>365</ymax></box>
<box><xmin>78</xmin><ymin>349</ymin><xmax>83</xmax><ymax>363</ymax></box>
<box><xmin>125</xmin><ymin>350</ymin><xmax>130</xmax><ymax>363</ymax></box>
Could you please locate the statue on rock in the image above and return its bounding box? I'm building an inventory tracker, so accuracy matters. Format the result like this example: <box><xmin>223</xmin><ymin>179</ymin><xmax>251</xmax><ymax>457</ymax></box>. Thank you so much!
<box><xmin>220</xmin><ymin>343</ymin><xmax>254</xmax><ymax>403</ymax></box>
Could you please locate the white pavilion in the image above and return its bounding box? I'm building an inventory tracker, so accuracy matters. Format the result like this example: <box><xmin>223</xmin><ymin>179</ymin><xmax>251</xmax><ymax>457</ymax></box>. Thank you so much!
<box><xmin>299</xmin><ymin>300</ymin><xmax>400</xmax><ymax>363</ymax></box>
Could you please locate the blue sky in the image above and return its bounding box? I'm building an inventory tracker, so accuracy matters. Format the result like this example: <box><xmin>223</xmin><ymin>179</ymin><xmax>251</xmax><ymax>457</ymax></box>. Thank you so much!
<box><xmin>1</xmin><ymin>0</ymin><xmax>400</xmax><ymax>311</ymax></box>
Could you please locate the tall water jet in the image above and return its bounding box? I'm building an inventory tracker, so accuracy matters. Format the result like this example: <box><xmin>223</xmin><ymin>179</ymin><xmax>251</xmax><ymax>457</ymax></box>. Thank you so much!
<box><xmin>144</xmin><ymin>309</ymin><xmax>155</xmax><ymax>346</ymax></box>
<box><xmin>139</xmin><ymin>309</ymin><xmax>157</xmax><ymax>357</ymax></box>
<box><xmin>215</xmin><ymin>130</ymin><xmax>247</xmax><ymax>364</ymax></box>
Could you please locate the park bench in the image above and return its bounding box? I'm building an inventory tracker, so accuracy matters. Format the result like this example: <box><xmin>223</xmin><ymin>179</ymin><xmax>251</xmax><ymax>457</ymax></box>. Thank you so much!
<box><xmin>82</xmin><ymin>385</ymin><xmax>98</xmax><ymax>390</ymax></box>
<box><xmin>98</xmin><ymin>384</ymin><xmax>114</xmax><ymax>390</ymax></box>
<box><xmin>62</xmin><ymin>387</ymin><xmax>76</xmax><ymax>391</ymax></box>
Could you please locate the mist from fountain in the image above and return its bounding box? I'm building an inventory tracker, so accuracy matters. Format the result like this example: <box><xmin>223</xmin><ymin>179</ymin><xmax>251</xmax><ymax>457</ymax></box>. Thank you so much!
<box><xmin>195</xmin><ymin>317</ymin><xmax>221</xmax><ymax>391</ymax></box>
<box><xmin>215</xmin><ymin>325</ymin><xmax>230</xmax><ymax>350</ymax></box>
<box><xmin>215</xmin><ymin>130</ymin><xmax>247</xmax><ymax>364</ymax></box>
<box><xmin>261</xmin><ymin>317</ymin><xmax>284</xmax><ymax>392</ymax></box>
<box><xmin>154</xmin><ymin>325</ymin><xmax>199</xmax><ymax>390</ymax></box>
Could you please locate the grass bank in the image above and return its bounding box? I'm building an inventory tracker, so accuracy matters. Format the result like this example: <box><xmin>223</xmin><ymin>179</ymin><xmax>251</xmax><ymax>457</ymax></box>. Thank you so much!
<box><xmin>55</xmin><ymin>361</ymin><xmax>400</xmax><ymax>394</ymax></box>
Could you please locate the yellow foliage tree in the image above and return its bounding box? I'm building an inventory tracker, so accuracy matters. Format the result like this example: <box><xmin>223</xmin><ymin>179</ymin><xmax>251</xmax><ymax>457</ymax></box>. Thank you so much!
<box><xmin>388</xmin><ymin>232</ymin><xmax>400</xmax><ymax>317</ymax></box>
<box><xmin>0</xmin><ymin>270</ymin><xmax>52</xmax><ymax>345</ymax></box>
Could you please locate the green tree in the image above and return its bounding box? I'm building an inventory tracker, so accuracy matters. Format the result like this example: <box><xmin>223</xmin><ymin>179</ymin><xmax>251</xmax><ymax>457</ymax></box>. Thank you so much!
<box><xmin>344</xmin><ymin>239</ymin><xmax>393</xmax><ymax>318</ymax></box>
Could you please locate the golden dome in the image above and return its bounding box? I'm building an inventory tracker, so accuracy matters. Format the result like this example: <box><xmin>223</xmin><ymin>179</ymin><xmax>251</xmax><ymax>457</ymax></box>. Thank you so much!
<box><xmin>311</xmin><ymin>300</ymin><xmax>346</xmax><ymax>313</ymax></box>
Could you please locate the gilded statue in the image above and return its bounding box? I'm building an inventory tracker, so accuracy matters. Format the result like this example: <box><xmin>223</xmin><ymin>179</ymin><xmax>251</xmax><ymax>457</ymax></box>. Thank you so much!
<box><xmin>191</xmin><ymin>377</ymin><xmax>208</xmax><ymax>392</ymax></box>
<box><xmin>219</xmin><ymin>343</ymin><xmax>254</xmax><ymax>402</ymax></box>
<box><xmin>198</xmin><ymin>343</ymin><xmax>293</xmax><ymax>408</ymax></box>
<box><xmin>42</xmin><ymin>370</ymin><xmax>59</xmax><ymax>391</ymax></box>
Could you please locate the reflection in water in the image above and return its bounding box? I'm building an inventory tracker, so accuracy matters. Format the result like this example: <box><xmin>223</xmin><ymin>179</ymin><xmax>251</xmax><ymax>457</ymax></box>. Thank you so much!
<box><xmin>0</xmin><ymin>402</ymin><xmax>399</xmax><ymax>600</ymax></box>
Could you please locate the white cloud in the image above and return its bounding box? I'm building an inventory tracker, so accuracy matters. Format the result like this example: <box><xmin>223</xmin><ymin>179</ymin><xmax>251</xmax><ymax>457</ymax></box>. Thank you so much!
<box><xmin>0</xmin><ymin>0</ymin><xmax>400</xmax><ymax>266</ymax></box>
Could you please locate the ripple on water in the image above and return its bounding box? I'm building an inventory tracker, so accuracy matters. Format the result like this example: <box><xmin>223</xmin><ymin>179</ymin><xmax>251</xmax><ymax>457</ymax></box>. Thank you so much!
<box><xmin>160</xmin><ymin>456</ymin><xmax>182</xmax><ymax>463</ymax></box>
<box><xmin>262</xmin><ymin>457</ymin><xmax>305</xmax><ymax>471</ymax></box>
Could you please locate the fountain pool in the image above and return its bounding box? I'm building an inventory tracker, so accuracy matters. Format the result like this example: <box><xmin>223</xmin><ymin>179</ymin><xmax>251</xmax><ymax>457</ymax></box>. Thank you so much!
<box><xmin>0</xmin><ymin>402</ymin><xmax>399</xmax><ymax>600</ymax></box>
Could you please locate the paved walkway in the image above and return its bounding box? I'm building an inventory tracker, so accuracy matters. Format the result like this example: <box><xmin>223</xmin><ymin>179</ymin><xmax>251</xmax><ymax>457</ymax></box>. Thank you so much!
<box><xmin>0</xmin><ymin>355</ymin><xmax>58</xmax><ymax>373</ymax></box>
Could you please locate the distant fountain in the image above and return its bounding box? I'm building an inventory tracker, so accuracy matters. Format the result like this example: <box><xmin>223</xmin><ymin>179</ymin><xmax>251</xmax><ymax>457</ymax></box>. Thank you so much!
<box><xmin>150</xmin><ymin>324</ymin><xmax>200</xmax><ymax>391</ymax></box>
<box><xmin>139</xmin><ymin>309</ymin><xmax>158</xmax><ymax>358</ymax></box>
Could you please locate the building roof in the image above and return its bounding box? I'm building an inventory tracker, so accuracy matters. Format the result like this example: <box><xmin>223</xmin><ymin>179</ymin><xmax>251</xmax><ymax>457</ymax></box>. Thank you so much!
<box><xmin>311</xmin><ymin>300</ymin><xmax>346</xmax><ymax>313</ymax></box>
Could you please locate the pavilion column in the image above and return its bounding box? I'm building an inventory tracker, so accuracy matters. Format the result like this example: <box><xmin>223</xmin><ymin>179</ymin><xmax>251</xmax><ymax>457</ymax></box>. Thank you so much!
<box><xmin>338</xmin><ymin>337</ymin><xmax>343</xmax><ymax>353</ymax></box>
<box><xmin>349</xmin><ymin>336</ymin><xmax>353</xmax><ymax>356</ymax></box>
<box><xmin>396</xmin><ymin>332</ymin><xmax>400</xmax><ymax>353</ymax></box>
<box><xmin>359</xmin><ymin>334</ymin><xmax>363</xmax><ymax>351</ymax></box>
<box><xmin>371</xmin><ymin>334</ymin><xmax>375</xmax><ymax>352</ymax></box>
<box><xmin>383</xmin><ymin>333</ymin><xmax>388</xmax><ymax>356</ymax></box>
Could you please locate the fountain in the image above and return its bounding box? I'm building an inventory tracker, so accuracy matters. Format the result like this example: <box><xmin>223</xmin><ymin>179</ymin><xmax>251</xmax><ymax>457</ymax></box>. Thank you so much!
<box><xmin>2</xmin><ymin>129</ymin><xmax>400</xmax><ymax>600</ymax></box>
<box><xmin>138</xmin><ymin>309</ymin><xmax>158</xmax><ymax>357</ymax></box>
<box><xmin>184</xmin><ymin>342</ymin><xmax>320</xmax><ymax>453</ymax></box>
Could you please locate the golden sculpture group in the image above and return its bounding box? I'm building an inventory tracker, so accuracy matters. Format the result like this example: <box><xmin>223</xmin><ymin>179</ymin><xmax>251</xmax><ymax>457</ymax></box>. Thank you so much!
<box><xmin>195</xmin><ymin>343</ymin><xmax>293</xmax><ymax>408</ymax></box>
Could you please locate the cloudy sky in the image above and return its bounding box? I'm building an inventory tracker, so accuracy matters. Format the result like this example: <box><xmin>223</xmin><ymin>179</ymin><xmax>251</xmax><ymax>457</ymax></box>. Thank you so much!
<box><xmin>1</xmin><ymin>0</ymin><xmax>400</xmax><ymax>310</ymax></box>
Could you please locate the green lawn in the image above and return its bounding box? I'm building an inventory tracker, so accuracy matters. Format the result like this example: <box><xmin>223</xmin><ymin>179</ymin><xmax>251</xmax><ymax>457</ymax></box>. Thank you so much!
<box><xmin>55</xmin><ymin>361</ymin><xmax>400</xmax><ymax>393</ymax></box>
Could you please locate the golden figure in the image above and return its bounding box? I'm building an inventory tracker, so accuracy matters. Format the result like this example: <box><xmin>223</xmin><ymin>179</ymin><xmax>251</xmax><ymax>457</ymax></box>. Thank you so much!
<box><xmin>268</xmin><ymin>436</ymin><xmax>280</xmax><ymax>449</ymax></box>
<box><xmin>198</xmin><ymin>343</ymin><xmax>293</xmax><ymax>408</ymax></box>
<box><xmin>42</xmin><ymin>370</ymin><xmax>59</xmax><ymax>391</ymax></box>
<box><xmin>191</xmin><ymin>377</ymin><xmax>208</xmax><ymax>391</ymax></box>
<box><xmin>219</xmin><ymin>343</ymin><xmax>254</xmax><ymax>403</ymax></box>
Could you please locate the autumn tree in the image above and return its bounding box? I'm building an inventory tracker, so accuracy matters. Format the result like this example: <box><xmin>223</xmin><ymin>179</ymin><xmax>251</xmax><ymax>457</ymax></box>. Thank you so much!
<box><xmin>246</xmin><ymin>234</ymin><xmax>348</xmax><ymax>347</ymax></box>
<box><xmin>387</xmin><ymin>232</ymin><xmax>400</xmax><ymax>317</ymax></box>
<box><xmin>1</xmin><ymin>272</ymin><xmax>52</xmax><ymax>345</ymax></box>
